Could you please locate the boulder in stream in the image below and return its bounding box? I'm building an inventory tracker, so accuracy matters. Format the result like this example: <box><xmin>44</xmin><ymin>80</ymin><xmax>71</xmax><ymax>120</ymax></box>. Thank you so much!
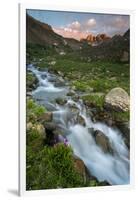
<box><xmin>76</xmin><ymin>115</ymin><xmax>86</xmax><ymax>126</ymax></box>
<box><xmin>93</xmin><ymin>130</ymin><xmax>113</xmax><ymax>154</ymax></box>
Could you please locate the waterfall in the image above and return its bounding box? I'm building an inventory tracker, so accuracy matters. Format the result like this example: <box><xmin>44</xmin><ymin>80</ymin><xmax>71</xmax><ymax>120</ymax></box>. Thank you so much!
<box><xmin>28</xmin><ymin>64</ymin><xmax>130</xmax><ymax>185</ymax></box>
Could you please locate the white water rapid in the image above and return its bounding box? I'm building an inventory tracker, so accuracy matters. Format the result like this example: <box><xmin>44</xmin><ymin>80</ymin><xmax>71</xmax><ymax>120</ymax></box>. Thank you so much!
<box><xmin>28</xmin><ymin>64</ymin><xmax>130</xmax><ymax>185</ymax></box>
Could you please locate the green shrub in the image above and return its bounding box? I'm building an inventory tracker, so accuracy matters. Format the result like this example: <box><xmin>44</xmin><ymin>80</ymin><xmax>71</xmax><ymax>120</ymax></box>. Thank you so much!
<box><xmin>26</xmin><ymin>99</ymin><xmax>46</xmax><ymax>122</ymax></box>
<box><xmin>26</xmin><ymin>127</ymin><xmax>45</xmax><ymax>151</ymax></box>
<box><xmin>26</xmin><ymin>144</ymin><xmax>85</xmax><ymax>190</ymax></box>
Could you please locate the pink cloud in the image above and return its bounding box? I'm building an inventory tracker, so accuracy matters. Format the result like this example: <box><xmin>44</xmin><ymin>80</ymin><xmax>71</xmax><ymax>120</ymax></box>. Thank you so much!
<box><xmin>53</xmin><ymin>27</ymin><xmax>90</xmax><ymax>40</ymax></box>
<box><xmin>53</xmin><ymin>18</ymin><xmax>96</xmax><ymax>40</ymax></box>
<box><xmin>68</xmin><ymin>21</ymin><xmax>81</xmax><ymax>30</ymax></box>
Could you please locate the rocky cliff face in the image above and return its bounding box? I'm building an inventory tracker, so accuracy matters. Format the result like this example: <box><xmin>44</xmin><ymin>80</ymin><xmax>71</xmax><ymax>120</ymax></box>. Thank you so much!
<box><xmin>81</xmin><ymin>33</ymin><xmax>111</xmax><ymax>45</ymax></box>
<box><xmin>80</xmin><ymin>29</ymin><xmax>130</xmax><ymax>62</ymax></box>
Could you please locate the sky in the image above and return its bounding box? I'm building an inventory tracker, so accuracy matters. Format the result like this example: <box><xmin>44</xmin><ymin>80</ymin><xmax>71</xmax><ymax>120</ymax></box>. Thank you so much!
<box><xmin>27</xmin><ymin>9</ymin><xmax>130</xmax><ymax>41</ymax></box>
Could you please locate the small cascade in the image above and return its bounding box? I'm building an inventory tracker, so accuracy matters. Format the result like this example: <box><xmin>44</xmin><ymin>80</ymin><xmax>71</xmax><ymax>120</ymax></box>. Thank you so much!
<box><xmin>28</xmin><ymin>64</ymin><xmax>130</xmax><ymax>185</ymax></box>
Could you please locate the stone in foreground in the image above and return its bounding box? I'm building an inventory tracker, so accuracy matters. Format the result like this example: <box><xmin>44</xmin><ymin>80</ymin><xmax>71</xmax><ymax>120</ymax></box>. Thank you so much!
<box><xmin>105</xmin><ymin>87</ymin><xmax>129</xmax><ymax>112</ymax></box>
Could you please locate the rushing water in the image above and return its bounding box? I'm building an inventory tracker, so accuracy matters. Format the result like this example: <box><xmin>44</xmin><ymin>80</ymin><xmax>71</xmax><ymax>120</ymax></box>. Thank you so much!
<box><xmin>28</xmin><ymin>64</ymin><xmax>130</xmax><ymax>185</ymax></box>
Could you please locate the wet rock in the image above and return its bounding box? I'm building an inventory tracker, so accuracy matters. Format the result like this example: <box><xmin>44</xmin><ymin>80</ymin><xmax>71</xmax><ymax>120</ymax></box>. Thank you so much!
<box><xmin>104</xmin><ymin>118</ymin><xmax>115</xmax><ymax>127</ymax></box>
<box><xmin>55</xmin><ymin>98</ymin><xmax>67</xmax><ymax>105</ymax></box>
<box><xmin>98</xmin><ymin>180</ymin><xmax>111</xmax><ymax>186</ymax></box>
<box><xmin>53</xmin><ymin>128</ymin><xmax>65</xmax><ymax>136</ymax></box>
<box><xmin>73</xmin><ymin>156</ymin><xmax>87</xmax><ymax>184</ymax></box>
<box><xmin>26</xmin><ymin>92</ymin><xmax>32</xmax><ymax>97</ymax></box>
<box><xmin>41</xmin><ymin>74</ymin><xmax>47</xmax><ymax>79</ymax></box>
<box><xmin>117</xmin><ymin>122</ymin><xmax>130</xmax><ymax>136</ymax></box>
<box><xmin>26</xmin><ymin>72</ymin><xmax>38</xmax><ymax>92</ymax></box>
<box><xmin>67</xmin><ymin>90</ymin><xmax>76</xmax><ymax>97</ymax></box>
<box><xmin>86</xmin><ymin>109</ymin><xmax>94</xmax><ymax>119</ymax></box>
<box><xmin>43</xmin><ymin>122</ymin><xmax>57</xmax><ymax>132</ymax></box>
<box><xmin>54</xmin><ymin>77</ymin><xmax>65</xmax><ymax>87</ymax></box>
<box><xmin>117</xmin><ymin>122</ymin><xmax>130</xmax><ymax>148</ymax></box>
<box><xmin>90</xmin><ymin>107</ymin><xmax>99</xmax><ymax>115</ymax></box>
<box><xmin>43</xmin><ymin>122</ymin><xmax>59</xmax><ymax>146</ymax></box>
<box><xmin>93</xmin><ymin>130</ymin><xmax>113</xmax><ymax>154</ymax></box>
<box><xmin>67</xmin><ymin>103</ymin><xmax>79</xmax><ymax>115</ymax></box>
<box><xmin>76</xmin><ymin>115</ymin><xmax>86</xmax><ymax>126</ymax></box>
<box><xmin>72</xmin><ymin>95</ymin><xmax>80</xmax><ymax>102</ymax></box>
<box><xmin>94</xmin><ymin>111</ymin><xmax>115</xmax><ymax>127</ymax></box>
<box><xmin>57</xmin><ymin>71</ymin><xmax>64</xmax><ymax>77</ymax></box>
<box><xmin>105</xmin><ymin>87</ymin><xmax>129</xmax><ymax>112</ymax></box>
<box><xmin>39</xmin><ymin>112</ymin><xmax>53</xmax><ymax>122</ymax></box>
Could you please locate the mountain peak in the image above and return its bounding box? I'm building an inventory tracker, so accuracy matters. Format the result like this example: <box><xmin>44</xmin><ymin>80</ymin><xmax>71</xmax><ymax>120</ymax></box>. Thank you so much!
<box><xmin>80</xmin><ymin>33</ymin><xmax>111</xmax><ymax>45</ymax></box>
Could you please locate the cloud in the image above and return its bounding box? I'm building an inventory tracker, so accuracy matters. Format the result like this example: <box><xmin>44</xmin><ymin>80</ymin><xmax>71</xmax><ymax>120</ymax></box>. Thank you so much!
<box><xmin>113</xmin><ymin>16</ymin><xmax>129</xmax><ymax>28</ymax></box>
<box><xmin>53</xmin><ymin>15</ymin><xmax>129</xmax><ymax>40</ymax></box>
<box><xmin>53</xmin><ymin>27</ymin><xmax>90</xmax><ymax>40</ymax></box>
<box><xmin>53</xmin><ymin>18</ymin><xmax>96</xmax><ymax>40</ymax></box>
<box><xmin>86</xmin><ymin>18</ymin><xmax>96</xmax><ymax>27</ymax></box>
<box><xmin>68</xmin><ymin>21</ymin><xmax>81</xmax><ymax>30</ymax></box>
<box><xmin>101</xmin><ymin>16</ymin><xmax>129</xmax><ymax>35</ymax></box>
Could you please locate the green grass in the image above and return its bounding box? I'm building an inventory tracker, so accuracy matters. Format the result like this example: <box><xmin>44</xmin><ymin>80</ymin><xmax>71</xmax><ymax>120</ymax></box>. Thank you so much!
<box><xmin>50</xmin><ymin>58</ymin><xmax>129</xmax><ymax>94</ymax></box>
<box><xmin>26</xmin><ymin>144</ymin><xmax>85</xmax><ymax>190</ymax></box>
<box><xmin>111</xmin><ymin>110</ymin><xmax>130</xmax><ymax>122</ymax></box>
<box><xmin>82</xmin><ymin>94</ymin><xmax>105</xmax><ymax>110</ymax></box>
<box><xmin>26</xmin><ymin>44</ymin><xmax>129</xmax><ymax>94</ymax></box>
<box><xmin>26</xmin><ymin>99</ymin><xmax>46</xmax><ymax>123</ymax></box>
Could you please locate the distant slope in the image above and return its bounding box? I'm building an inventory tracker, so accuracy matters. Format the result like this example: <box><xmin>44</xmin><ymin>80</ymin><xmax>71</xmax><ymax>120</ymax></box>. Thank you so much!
<box><xmin>26</xmin><ymin>14</ymin><xmax>81</xmax><ymax>50</ymax></box>
<box><xmin>26</xmin><ymin>14</ymin><xmax>130</xmax><ymax>62</ymax></box>
<box><xmin>80</xmin><ymin>30</ymin><xmax>130</xmax><ymax>62</ymax></box>
<box><xmin>27</xmin><ymin>14</ymin><xmax>64</xmax><ymax>46</ymax></box>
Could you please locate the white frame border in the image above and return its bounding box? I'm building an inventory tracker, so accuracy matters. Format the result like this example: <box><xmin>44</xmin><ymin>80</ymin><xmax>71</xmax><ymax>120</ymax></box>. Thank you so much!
<box><xmin>19</xmin><ymin>3</ymin><xmax>135</xmax><ymax>197</ymax></box>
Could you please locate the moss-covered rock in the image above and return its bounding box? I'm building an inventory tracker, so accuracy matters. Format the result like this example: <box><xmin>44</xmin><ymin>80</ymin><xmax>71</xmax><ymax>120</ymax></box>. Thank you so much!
<box><xmin>26</xmin><ymin>72</ymin><xmax>38</xmax><ymax>92</ymax></box>
<box><xmin>26</xmin><ymin>99</ymin><xmax>46</xmax><ymax>123</ymax></box>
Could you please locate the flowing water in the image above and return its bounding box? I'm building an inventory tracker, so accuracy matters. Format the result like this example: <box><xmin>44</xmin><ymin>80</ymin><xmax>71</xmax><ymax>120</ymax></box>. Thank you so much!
<box><xmin>28</xmin><ymin>64</ymin><xmax>130</xmax><ymax>185</ymax></box>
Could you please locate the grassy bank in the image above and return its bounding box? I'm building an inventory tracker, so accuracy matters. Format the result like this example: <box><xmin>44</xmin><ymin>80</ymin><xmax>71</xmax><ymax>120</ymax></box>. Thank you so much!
<box><xmin>27</xmin><ymin>44</ymin><xmax>129</xmax><ymax>94</ymax></box>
